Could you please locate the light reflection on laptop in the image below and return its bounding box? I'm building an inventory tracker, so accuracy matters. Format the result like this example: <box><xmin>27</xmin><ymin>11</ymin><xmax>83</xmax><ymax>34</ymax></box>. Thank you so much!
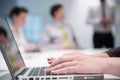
<box><xmin>0</xmin><ymin>17</ymin><xmax>25</xmax><ymax>75</ymax></box>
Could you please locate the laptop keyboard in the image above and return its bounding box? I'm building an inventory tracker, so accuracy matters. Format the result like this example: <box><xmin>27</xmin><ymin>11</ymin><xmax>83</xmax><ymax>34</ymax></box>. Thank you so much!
<box><xmin>28</xmin><ymin>67</ymin><xmax>49</xmax><ymax>76</ymax></box>
<box><xmin>39</xmin><ymin>67</ymin><xmax>46</xmax><ymax>76</ymax></box>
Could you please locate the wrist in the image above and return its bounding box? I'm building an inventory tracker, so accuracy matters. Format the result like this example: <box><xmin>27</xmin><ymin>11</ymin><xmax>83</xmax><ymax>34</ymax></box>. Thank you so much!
<box><xmin>101</xmin><ymin>58</ymin><xmax>110</xmax><ymax>74</ymax></box>
<box><xmin>93</xmin><ymin>53</ymin><xmax>109</xmax><ymax>57</ymax></box>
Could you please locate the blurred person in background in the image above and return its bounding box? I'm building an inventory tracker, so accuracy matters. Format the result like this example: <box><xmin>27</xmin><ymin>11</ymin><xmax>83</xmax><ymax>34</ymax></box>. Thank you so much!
<box><xmin>87</xmin><ymin>0</ymin><xmax>115</xmax><ymax>48</ymax></box>
<box><xmin>9</xmin><ymin>7</ymin><xmax>39</xmax><ymax>51</ymax></box>
<box><xmin>41</xmin><ymin>4</ymin><xmax>79</xmax><ymax>50</ymax></box>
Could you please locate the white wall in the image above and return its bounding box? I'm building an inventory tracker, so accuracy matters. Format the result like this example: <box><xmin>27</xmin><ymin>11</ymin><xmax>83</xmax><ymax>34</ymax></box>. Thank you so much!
<box><xmin>17</xmin><ymin>0</ymin><xmax>72</xmax><ymax>25</ymax></box>
<box><xmin>17</xmin><ymin>0</ymin><xmax>115</xmax><ymax>48</ymax></box>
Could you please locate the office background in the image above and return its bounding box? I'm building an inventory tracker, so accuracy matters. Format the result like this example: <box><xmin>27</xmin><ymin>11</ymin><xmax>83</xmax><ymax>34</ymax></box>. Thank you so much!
<box><xmin>0</xmin><ymin>0</ymin><xmax>119</xmax><ymax>48</ymax></box>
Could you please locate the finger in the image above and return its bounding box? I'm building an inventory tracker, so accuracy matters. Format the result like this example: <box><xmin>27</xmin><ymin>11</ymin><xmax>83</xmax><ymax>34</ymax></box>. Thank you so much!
<box><xmin>47</xmin><ymin>61</ymin><xmax>76</xmax><ymax>72</ymax></box>
<box><xmin>48</xmin><ymin>57</ymin><xmax>56</xmax><ymax>64</ymax></box>
<box><xmin>48</xmin><ymin>56</ymin><xmax>73</xmax><ymax>68</ymax></box>
<box><xmin>48</xmin><ymin>58</ymin><xmax>52</xmax><ymax>64</ymax></box>
<box><xmin>48</xmin><ymin>57</ymin><xmax>54</xmax><ymax>61</ymax></box>
<box><xmin>48</xmin><ymin>61</ymin><xmax>52</xmax><ymax>64</ymax></box>
<box><xmin>51</xmin><ymin>66</ymin><xmax>77</xmax><ymax>74</ymax></box>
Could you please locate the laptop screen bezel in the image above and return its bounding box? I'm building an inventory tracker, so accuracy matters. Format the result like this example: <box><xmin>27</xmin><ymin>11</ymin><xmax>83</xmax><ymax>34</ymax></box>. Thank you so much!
<box><xmin>0</xmin><ymin>15</ymin><xmax>26</xmax><ymax>80</ymax></box>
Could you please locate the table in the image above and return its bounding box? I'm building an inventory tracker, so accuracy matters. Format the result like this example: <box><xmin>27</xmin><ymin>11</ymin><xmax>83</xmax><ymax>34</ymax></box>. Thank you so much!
<box><xmin>0</xmin><ymin>49</ymin><xmax>120</xmax><ymax>80</ymax></box>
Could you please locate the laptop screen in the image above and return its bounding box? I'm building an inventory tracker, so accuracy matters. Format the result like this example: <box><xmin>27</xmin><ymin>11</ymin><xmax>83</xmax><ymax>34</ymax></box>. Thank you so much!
<box><xmin>0</xmin><ymin>17</ymin><xmax>25</xmax><ymax>75</ymax></box>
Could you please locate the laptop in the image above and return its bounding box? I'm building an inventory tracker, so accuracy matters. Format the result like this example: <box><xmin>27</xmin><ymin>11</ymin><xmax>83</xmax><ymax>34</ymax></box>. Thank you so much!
<box><xmin>0</xmin><ymin>16</ymin><xmax>104</xmax><ymax>80</ymax></box>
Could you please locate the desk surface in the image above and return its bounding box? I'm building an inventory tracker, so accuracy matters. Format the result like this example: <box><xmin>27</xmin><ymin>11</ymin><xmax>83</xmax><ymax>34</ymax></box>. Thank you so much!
<box><xmin>0</xmin><ymin>49</ymin><xmax>120</xmax><ymax>79</ymax></box>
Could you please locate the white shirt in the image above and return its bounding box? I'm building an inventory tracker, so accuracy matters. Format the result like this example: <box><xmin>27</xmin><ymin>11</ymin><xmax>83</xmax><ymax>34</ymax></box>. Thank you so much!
<box><xmin>41</xmin><ymin>22</ymin><xmax>79</xmax><ymax>50</ymax></box>
<box><xmin>10</xmin><ymin>24</ymin><xmax>28</xmax><ymax>46</ymax></box>
<box><xmin>87</xmin><ymin>4</ymin><xmax>115</xmax><ymax>33</ymax></box>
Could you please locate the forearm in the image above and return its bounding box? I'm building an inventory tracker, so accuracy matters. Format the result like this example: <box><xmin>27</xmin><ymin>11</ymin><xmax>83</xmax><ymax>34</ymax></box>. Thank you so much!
<box><xmin>102</xmin><ymin>58</ymin><xmax>120</xmax><ymax>76</ymax></box>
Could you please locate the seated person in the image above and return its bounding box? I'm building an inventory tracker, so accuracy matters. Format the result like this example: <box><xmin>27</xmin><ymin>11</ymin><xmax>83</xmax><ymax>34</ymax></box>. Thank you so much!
<box><xmin>41</xmin><ymin>4</ymin><xmax>79</xmax><ymax>50</ymax></box>
<box><xmin>9</xmin><ymin>7</ymin><xmax>39</xmax><ymax>52</ymax></box>
<box><xmin>46</xmin><ymin>48</ymin><xmax>120</xmax><ymax>77</ymax></box>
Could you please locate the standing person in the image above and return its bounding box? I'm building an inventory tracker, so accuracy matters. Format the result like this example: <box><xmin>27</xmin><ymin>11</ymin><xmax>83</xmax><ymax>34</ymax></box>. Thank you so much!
<box><xmin>87</xmin><ymin>0</ymin><xmax>115</xmax><ymax>48</ymax></box>
<box><xmin>9</xmin><ymin>7</ymin><xmax>38</xmax><ymax>51</ymax></box>
<box><xmin>41</xmin><ymin>4</ymin><xmax>79</xmax><ymax>50</ymax></box>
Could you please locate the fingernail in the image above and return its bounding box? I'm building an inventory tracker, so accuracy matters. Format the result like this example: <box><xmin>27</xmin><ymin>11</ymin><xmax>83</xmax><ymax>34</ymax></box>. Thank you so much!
<box><xmin>45</xmin><ymin>68</ymin><xmax>48</xmax><ymax>71</ymax></box>
<box><xmin>45</xmin><ymin>69</ymin><xmax>50</xmax><ymax>72</ymax></box>
<box><xmin>48</xmin><ymin>66</ymin><xmax>51</xmax><ymax>68</ymax></box>
<box><xmin>51</xmin><ymin>70</ymin><xmax>55</xmax><ymax>73</ymax></box>
<box><xmin>46</xmin><ymin>68</ymin><xmax>52</xmax><ymax>71</ymax></box>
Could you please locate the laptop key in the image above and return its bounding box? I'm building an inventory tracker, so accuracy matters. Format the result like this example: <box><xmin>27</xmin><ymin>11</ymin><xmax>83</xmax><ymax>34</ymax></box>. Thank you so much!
<box><xmin>28</xmin><ymin>68</ymin><xmax>35</xmax><ymax>76</ymax></box>
<box><xmin>32</xmin><ymin>68</ymin><xmax>40</xmax><ymax>76</ymax></box>
<box><xmin>39</xmin><ymin>67</ymin><xmax>47</xmax><ymax>76</ymax></box>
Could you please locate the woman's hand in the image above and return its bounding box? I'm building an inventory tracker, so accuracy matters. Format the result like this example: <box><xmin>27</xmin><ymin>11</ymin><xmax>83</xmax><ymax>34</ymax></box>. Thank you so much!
<box><xmin>46</xmin><ymin>53</ymin><xmax>106</xmax><ymax>74</ymax></box>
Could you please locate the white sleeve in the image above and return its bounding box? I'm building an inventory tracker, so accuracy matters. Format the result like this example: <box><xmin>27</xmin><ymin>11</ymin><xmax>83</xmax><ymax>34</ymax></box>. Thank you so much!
<box><xmin>40</xmin><ymin>28</ymin><xmax>50</xmax><ymax>46</ymax></box>
<box><xmin>87</xmin><ymin>8</ymin><xmax>101</xmax><ymax>25</ymax></box>
<box><xmin>20</xmin><ymin>29</ymin><xmax>28</xmax><ymax>45</ymax></box>
<box><xmin>40</xmin><ymin>26</ymin><xmax>59</xmax><ymax>50</ymax></box>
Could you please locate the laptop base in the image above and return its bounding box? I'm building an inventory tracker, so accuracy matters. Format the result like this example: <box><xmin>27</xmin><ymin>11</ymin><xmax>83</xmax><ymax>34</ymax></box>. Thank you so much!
<box><xmin>16</xmin><ymin>67</ymin><xmax>104</xmax><ymax>80</ymax></box>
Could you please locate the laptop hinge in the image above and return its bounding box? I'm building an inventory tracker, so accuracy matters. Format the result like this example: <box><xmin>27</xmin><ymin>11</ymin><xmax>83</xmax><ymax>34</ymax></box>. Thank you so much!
<box><xmin>15</xmin><ymin>67</ymin><xmax>26</xmax><ymax>77</ymax></box>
